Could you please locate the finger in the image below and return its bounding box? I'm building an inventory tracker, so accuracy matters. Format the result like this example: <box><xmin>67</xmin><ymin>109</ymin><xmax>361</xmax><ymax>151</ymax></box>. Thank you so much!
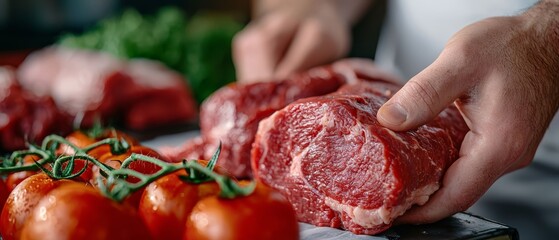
<box><xmin>274</xmin><ymin>18</ymin><xmax>349</xmax><ymax>79</ymax></box>
<box><xmin>376</xmin><ymin>51</ymin><xmax>477</xmax><ymax>131</ymax></box>
<box><xmin>396</xmin><ymin>129</ymin><xmax>509</xmax><ymax>224</ymax></box>
<box><xmin>232</xmin><ymin>15</ymin><xmax>298</xmax><ymax>83</ymax></box>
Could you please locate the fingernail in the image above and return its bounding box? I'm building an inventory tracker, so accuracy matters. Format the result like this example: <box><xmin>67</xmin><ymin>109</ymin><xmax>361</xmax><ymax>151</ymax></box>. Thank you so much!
<box><xmin>379</xmin><ymin>103</ymin><xmax>407</xmax><ymax>126</ymax></box>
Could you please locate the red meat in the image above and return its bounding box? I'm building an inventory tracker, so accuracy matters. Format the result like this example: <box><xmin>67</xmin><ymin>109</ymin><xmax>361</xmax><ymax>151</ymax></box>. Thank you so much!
<box><xmin>163</xmin><ymin>59</ymin><xmax>401</xmax><ymax>178</ymax></box>
<box><xmin>164</xmin><ymin>64</ymin><xmax>354</xmax><ymax>177</ymax></box>
<box><xmin>0</xmin><ymin>67</ymin><xmax>72</xmax><ymax>151</ymax></box>
<box><xmin>251</xmin><ymin>80</ymin><xmax>469</xmax><ymax>234</ymax></box>
<box><xmin>16</xmin><ymin>47</ymin><xmax>198</xmax><ymax>131</ymax></box>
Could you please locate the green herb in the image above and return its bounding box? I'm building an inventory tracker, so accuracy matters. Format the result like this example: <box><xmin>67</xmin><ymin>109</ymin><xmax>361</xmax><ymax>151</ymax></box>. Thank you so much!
<box><xmin>57</xmin><ymin>7</ymin><xmax>244</xmax><ymax>104</ymax></box>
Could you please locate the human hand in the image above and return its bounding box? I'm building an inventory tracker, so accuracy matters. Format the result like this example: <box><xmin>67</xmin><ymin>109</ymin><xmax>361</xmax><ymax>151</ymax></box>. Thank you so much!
<box><xmin>376</xmin><ymin>2</ymin><xmax>559</xmax><ymax>224</ymax></box>
<box><xmin>233</xmin><ymin>0</ymin><xmax>370</xmax><ymax>83</ymax></box>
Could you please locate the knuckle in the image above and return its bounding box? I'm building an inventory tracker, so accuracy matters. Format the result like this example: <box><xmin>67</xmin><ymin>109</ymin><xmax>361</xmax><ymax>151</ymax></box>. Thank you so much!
<box><xmin>232</xmin><ymin>30</ymin><xmax>273</xmax><ymax>58</ymax></box>
<box><xmin>403</xmin><ymin>80</ymin><xmax>441</xmax><ymax>117</ymax></box>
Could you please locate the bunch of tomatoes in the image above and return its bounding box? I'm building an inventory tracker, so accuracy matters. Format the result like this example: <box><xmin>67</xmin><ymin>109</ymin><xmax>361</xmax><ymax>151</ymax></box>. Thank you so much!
<box><xmin>0</xmin><ymin>129</ymin><xmax>299</xmax><ymax>240</ymax></box>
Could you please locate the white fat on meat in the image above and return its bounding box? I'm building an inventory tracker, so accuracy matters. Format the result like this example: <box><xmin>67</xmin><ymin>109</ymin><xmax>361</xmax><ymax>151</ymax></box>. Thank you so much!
<box><xmin>324</xmin><ymin>183</ymin><xmax>439</xmax><ymax>227</ymax></box>
<box><xmin>18</xmin><ymin>47</ymin><xmax>125</xmax><ymax>115</ymax></box>
<box><xmin>17</xmin><ymin>47</ymin><xmax>189</xmax><ymax>116</ymax></box>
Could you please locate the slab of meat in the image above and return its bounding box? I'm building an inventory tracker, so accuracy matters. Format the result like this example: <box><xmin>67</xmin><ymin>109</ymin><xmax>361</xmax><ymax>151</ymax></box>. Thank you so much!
<box><xmin>0</xmin><ymin>67</ymin><xmax>72</xmax><ymax>151</ymax></box>
<box><xmin>163</xmin><ymin>62</ymin><xmax>366</xmax><ymax>177</ymax></box>
<box><xmin>162</xmin><ymin>59</ymin><xmax>400</xmax><ymax>178</ymax></box>
<box><xmin>251</xmin><ymin>80</ymin><xmax>469</xmax><ymax>234</ymax></box>
<box><xmin>17</xmin><ymin>47</ymin><xmax>198</xmax><ymax>131</ymax></box>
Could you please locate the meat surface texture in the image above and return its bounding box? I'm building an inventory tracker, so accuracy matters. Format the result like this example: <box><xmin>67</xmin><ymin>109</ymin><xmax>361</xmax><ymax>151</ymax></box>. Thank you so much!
<box><xmin>0</xmin><ymin>67</ymin><xmax>72</xmax><ymax>151</ymax></box>
<box><xmin>17</xmin><ymin>47</ymin><xmax>198</xmax><ymax>131</ymax></box>
<box><xmin>251</xmin><ymin>80</ymin><xmax>469</xmax><ymax>234</ymax></box>
<box><xmin>163</xmin><ymin>59</ymin><xmax>401</xmax><ymax>178</ymax></box>
<box><xmin>163</xmin><ymin>61</ymin><xmax>376</xmax><ymax>177</ymax></box>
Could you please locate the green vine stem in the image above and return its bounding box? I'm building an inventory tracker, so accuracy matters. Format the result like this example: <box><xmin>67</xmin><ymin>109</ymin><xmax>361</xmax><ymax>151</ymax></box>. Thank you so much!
<box><xmin>1</xmin><ymin>133</ymin><xmax>256</xmax><ymax>204</ymax></box>
<box><xmin>100</xmin><ymin>145</ymin><xmax>255</xmax><ymax>202</ymax></box>
<box><xmin>0</xmin><ymin>134</ymin><xmax>129</xmax><ymax>175</ymax></box>
<box><xmin>0</xmin><ymin>149</ymin><xmax>52</xmax><ymax>174</ymax></box>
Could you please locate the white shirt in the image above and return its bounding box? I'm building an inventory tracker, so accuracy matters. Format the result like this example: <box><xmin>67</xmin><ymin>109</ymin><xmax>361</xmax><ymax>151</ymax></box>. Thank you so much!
<box><xmin>375</xmin><ymin>0</ymin><xmax>538</xmax><ymax>80</ymax></box>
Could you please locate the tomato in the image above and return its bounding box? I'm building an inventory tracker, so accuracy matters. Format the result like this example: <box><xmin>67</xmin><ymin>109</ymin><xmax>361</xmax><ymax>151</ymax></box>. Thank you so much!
<box><xmin>0</xmin><ymin>178</ymin><xmax>8</xmax><ymax>213</ymax></box>
<box><xmin>5</xmin><ymin>155</ymin><xmax>42</xmax><ymax>192</ymax></box>
<box><xmin>5</xmin><ymin>153</ymin><xmax>93</xmax><ymax>192</ymax></box>
<box><xmin>0</xmin><ymin>173</ymin><xmax>75</xmax><ymax>240</ymax></box>
<box><xmin>91</xmin><ymin>145</ymin><xmax>163</xmax><ymax>208</ymax></box>
<box><xmin>139</xmin><ymin>170</ymin><xmax>221</xmax><ymax>240</ymax></box>
<box><xmin>185</xmin><ymin>182</ymin><xmax>299</xmax><ymax>240</ymax></box>
<box><xmin>57</xmin><ymin>130</ymin><xmax>97</xmax><ymax>155</ymax></box>
<box><xmin>58</xmin><ymin>129</ymin><xmax>139</xmax><ymax>157</ymax></box>
<box><xmin>20</xmin><ymin>182</ymin><xmax>152</xmax><ymax>240</ymax></box>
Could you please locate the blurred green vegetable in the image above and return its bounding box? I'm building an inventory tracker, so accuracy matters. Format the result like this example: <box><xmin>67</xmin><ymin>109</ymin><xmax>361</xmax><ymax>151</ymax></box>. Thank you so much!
<box><xmin>58</xmin><ymin>7</ymin><xmax>244</xmax><ymax>104</ymax></box>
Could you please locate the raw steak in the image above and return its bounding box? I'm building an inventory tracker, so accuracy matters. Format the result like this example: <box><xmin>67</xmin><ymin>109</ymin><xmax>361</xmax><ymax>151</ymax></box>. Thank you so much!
<box><xmin>251</xmin><ymin>80</ymin><xmax>469</xmax><ymax>234</ymax></box>
<box><xmin>17</xmin><ymin>47</ymin><xmax>198</xmax><ymax>131</ymax></box>
<box><xmin>164</xmin><ymin>64</ymin><xmax>347</xmax><ymax>177</ymax></box>
<box><xmin>0</xmin><ymin>67</ymin><xmax>72</xmax><ymax>151</ymax></box>
<box><xmin>163</xmin><ymin>59</ymin><xmax>400</xmax><ymax>178</ymax></box>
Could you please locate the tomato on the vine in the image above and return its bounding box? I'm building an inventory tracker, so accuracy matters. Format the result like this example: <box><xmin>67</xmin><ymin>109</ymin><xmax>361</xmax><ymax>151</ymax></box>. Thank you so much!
<box><xmin>91</xmin><ymin>145</ymin><xmax>163</xmax><ymax>208</ymax></box>
<box><xmin>5</xmin><ymin>155</ymin><xmax>41</xmax><ymax>192</ymax></box>
<box><xmin>57</xmin><ymin>130</ymin><xmax>97</xmax><ymax>155</ymax></box>
<box><xmin>139</xmin><ymin>170</ymin><xmax>221</xmax><ymax>240</ymax></box>
<box><xmin>97</xmin><ymin>145</ymin><xmax>163</xmax><ymax>181</ymax></box>
<box><xmin>0</xmin><ymin>173</ymin><xmax>75</xmax><ymax>240</ymax></box>
<box><xmin>185</xmin><ymin>182</ymin><xmax>300</xmax><ymax>240</ymax></box>
<box><xmin>5</xmin><ymin>153</ymin><xmax>93</xmax><ymax>192</ymax></box>
<box><xmin>20</xmin><ymin>182</ymin><xmax>152</xmax><ymax>240</ymax></box>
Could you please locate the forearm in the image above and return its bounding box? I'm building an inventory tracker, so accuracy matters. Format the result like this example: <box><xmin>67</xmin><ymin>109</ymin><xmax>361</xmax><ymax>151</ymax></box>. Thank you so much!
<box><xmin>251</xmin><ymin>0</ymin><xmax>373</xmax><ymax>25</ymax></box>
<box><xmin>522</xmin><ymin>0</ymin><xmax>559</xmax><ymax>80</ymax></box>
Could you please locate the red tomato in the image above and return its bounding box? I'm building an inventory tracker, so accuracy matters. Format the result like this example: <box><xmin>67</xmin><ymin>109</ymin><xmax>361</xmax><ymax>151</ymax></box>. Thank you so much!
<box><xmin>90</xmin><ymin>145</ymin><xmax>163</xmax><ymax>208</ymax></box>
<box><xmin>20</xmin><ymin>182</ymin><xmax>152</xmax><ymax>240</ymax></box>
<box><xmin>59</xmin><ymin>129</ymin><xmax>139</xmax><ymax>157</ymax></box>
<box><xmin>185</xmin><ymin>182</ymin><xmax>299</xmax><ymax>240</ymax></box>
<box><xmin>0</xmin><ymin>173</ymin><xmax>75</xmax><ymax>240</ymax></box>
<box><xmin>0</xmin><ymin>178</ymin><xmax>8</xmax><ymax>213</ymax></box>
<box><xmin>139</xmin><ymin>170</ymin><xmax>221</xmax><ymax>240</ymax></box>
<box><xmin>102</xmin><ymin>129</ymin><xmax>140</xmax><ymax>145</ymax></box>
<box><xmin>5</xmin><ymin>153</ymin><xmax>93</xmax><ymax>192</ymax></box>
<box><xmin>57</xmin><ymin>130</ymin><xmax>97</xmax><ymax>155</ymax></box>
<box><xmin>5</xmin><ymin>155</ymin><xmax>42</xmax><ymax>192</ymax></box>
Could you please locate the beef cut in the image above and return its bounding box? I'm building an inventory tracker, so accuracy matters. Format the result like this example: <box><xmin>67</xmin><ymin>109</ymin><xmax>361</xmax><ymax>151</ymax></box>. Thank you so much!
<box><xmin>164</xmin><ymin>65</ymin><xmax>346</xmax><ymax>177</ymax></box>
<box><xmin>251</xmin><ymin>80</ymin><xmax>469</xmax><ymax>234</ymax></box>
<box><xmin>0</xmin><ymin>67</ymin><xmax>72</xmax><ymax>151</ymax></box>
<box><xmin>17</xmin><ymin>47</ymin><xmax>198</xmax><ymax>131</ymax></box>
<box><xmin>163</xmin><ymin>59</ymin><xmax>400</xmax><ymax>178</ymax></box>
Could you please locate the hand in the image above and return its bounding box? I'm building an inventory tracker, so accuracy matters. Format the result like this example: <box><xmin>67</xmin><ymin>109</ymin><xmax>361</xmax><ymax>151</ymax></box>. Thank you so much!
<box><xmin>377</xmin><ymin>2</ymin><xmax>559</xmax><ymax>224</ymax></box>
<box><xmin>232</xmin><ymin>0</ymin><xmax>370</xmax><ymax>83</ymax></box>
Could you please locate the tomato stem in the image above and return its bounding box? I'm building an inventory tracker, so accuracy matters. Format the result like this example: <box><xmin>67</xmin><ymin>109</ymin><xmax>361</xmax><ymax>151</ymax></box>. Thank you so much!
<box><xmin>100</xmin><ymin>144</ymin><xmax>255</xmax><ymax>202</ymax></box>
<box><xmin>1</xmin><ymin>133</ymin><xmax>257</xmax><ymax>203</ymax></box>
<box><xmin>0</xmin><ymin>150</ymin><xmax>52</xmax><ymax>174</ymax></box>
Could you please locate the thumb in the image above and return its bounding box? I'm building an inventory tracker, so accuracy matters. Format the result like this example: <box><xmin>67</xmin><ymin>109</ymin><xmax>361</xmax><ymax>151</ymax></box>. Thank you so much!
<box><xmin>377</xmin><ymin>56</ymin><xmax>473</xmax><ymax>131</ymax></box>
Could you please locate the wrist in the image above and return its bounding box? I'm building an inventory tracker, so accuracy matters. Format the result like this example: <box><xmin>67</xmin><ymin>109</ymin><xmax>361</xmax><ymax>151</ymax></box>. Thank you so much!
<box><xmin>520</xmin><ymin>0</ymin><xmax>559</xmax><ymax>109</ymax></box>
<box><xmin>521</xmin><ymin>1</ymin><xmax>559</xmax><ymax>68</ymax></box>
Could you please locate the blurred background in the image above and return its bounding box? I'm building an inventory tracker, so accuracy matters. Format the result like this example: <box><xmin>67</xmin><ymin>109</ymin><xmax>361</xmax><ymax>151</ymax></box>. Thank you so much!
<box><xmin>0</xmin><ymin>0</ymin><xmax>250</xmax><ymax>51</ymax></box>
<box><xmin>0</xmin><ymin>0</ymin><xmax>385</xmax><ymax>104</ymax></box>
<box><xmin>0</xmin><ymin>0</ymin><xmax>385</xmax><ymax>65</ymax></box>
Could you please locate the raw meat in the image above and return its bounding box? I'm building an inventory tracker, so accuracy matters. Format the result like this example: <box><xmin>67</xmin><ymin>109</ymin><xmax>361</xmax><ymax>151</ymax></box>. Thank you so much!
<box><xmin>17</xmin><ymin>47</ymin><xmax>198</xmax><ymax>131</ymax></box>
<box><xmin>251</xmin><ymin>80</ymin><xmax>469</xmax><ymax>234</ymax></box>
<box><xmin>163</xmin><ymin>62</ymin><xmax>356</xmax><ymax>178</ymax></box>
<box><xmin>163</xmin><ymin>59</ymin><xmax>400</xmax><ymax>178</ymax></box>
<box><xmin>0</xmin><ymin>67</ymin><xmax>72</xmax><ymax>151</ymax></box>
